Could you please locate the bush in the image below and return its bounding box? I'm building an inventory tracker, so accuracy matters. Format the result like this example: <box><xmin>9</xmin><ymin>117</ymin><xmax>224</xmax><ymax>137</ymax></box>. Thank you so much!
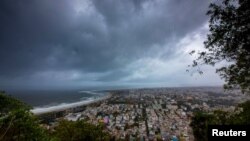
<box><xmin>190</xmin><ymin>100</ymin><xmax>250</xmax><ymax>141</ymax></box>
<box><xmin>53</xmin><ymin>120</ymin><xmax>111</xmax><ymax>141</ymax></box>
<box><xmin>0</xmin><ymin>92</ymin><xmax>49</xmax><ymax>141</ymax></box>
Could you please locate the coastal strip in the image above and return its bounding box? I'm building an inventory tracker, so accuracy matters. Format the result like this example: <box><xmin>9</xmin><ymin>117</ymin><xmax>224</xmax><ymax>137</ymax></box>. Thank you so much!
<box><xmin>31</xmin><ymin>93</ymin><xmax>112</xmax><ymax>115</ymax></box>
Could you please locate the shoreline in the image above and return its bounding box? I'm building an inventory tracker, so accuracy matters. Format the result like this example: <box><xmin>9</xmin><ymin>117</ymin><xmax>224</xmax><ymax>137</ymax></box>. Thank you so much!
<box><xmin>31</xmin><ymin>93</ymin><xmax>112</xmax><ymax>115</ymax></box>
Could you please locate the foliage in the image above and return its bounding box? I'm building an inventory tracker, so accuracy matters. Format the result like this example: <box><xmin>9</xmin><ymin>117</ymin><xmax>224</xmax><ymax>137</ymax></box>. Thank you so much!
<box><xmin>228</xmin><ymin>100</ymin><xmax>250</xmax><ymax>124</ymax></box>
<box><xmin>0</xmin><ymin>109</ymin><xmax>49</xmax><ymax>141</ymax></box>
<box><xmin>190</xmin><ymin>100</ymin><xmax>250</xmax><ymax>141</ymax></box>
<box><xmin>0</xmin><ymin>92</ymin><xmax>49</xmax><ymax>141</ymax></box>
<box><xmin>190</xmin><ymin>112</ymin><xmax>213</xmax><ymax>141</ymax></box>
<box><xmin>191</xmin><ymin>0</ymin><xmax>250</xmax><ymax>94</ymax></box>
<box><xmin>0</xmin><ymin>92</ymin><xmax>30</xmax><ymax>114</ymax></box>
<box><xmin>53</xmin><ymin>119</ymin><xmax>111</xmax><ymax>141</ymax></box>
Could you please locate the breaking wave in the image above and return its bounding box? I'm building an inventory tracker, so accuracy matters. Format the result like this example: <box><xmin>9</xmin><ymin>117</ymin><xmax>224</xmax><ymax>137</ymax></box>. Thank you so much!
<box><xmin>31</xmin><ymin>90</ymin><xmax>109</xmax><ymax>115</ymax></box>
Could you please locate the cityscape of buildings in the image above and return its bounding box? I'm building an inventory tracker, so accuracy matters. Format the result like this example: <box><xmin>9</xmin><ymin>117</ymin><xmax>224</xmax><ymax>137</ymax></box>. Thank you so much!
<box><xmin>39</xmin><ymin>87</ymin><xmax>249</xmax><ymax>141</ymax></box>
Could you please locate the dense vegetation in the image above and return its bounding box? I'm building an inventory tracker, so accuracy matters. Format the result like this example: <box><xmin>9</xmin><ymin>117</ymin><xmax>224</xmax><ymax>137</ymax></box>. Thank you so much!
<box><xmin>53</xmin><ymin>120</ymin><xmax>111</xmax><ymax>141</ymax></box>
<box><xmin>0</xmin><ymin>92</ymin><xmax>49</xmax><ymax>141</ymax></box>
<box><xmin>190</xmin><ymin>1</ymin><xmax>250</xmax><ymax>139</ymax></box>
<box><xmin>0</xmin><ymin>92</ymin><xmax>30</xmax><ymax>113</ymax></box>
<box><xmin>190</xmin><ymin>100</ymin><xmax>250</xmax><ymax>141</ymax></box>
<box><xmin>191</xmin><ymin>0</ymin><xmax>250</xmax><ymax>94</ymax></box>
<box><xmin>0</xmin><ymin>92</ymin><xmax>111</xmax><ymax>141</ymax></box>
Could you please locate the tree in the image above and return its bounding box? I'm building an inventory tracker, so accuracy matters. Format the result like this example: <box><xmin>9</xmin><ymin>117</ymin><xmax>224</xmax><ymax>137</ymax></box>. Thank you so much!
<box><xmin>0</xmin><ymin>92</ymin><xmax>49</xmax><ymax>141</ymax></box>
<box><xmin>228</xmin><ymin>100</ymin><xmax>250</xmax><ymax>124</ymax></box>
<box><xmin>190</xmin><ymin>100</ymin><xmax>250</xmax><ymax>141</ymax></box>
<box><xmin>0</xmin><ymin>92</ymin><xmax>30</xmax><ymax>114</ymax></box>
<box><xmin>0</xmin><ymin>109</ymin><xmax>49</xmax><ymax>141</ymax></box>
<box><xmin>53</xmin><ymin>120</ymin><xmax>111</xmax><ymax>141</ymax></box>
<box><xmin>191</xmin><ymin>0</ymin><xmax>250</xmax><ymax>94</ymax></box>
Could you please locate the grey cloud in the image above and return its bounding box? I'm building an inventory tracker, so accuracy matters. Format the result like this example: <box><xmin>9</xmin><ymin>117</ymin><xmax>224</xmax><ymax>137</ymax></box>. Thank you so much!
<box><xmin>0</xmin><ymin>0</ymin><xmax>211</xmax><ymax>89</ymax></box>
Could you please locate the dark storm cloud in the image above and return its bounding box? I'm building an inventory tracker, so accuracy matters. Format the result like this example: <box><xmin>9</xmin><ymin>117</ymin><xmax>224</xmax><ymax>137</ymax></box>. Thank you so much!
<box><xmin>0</xmin><ymin>0</ymin><xmax>211</xmax><ymax>89</ymax></box>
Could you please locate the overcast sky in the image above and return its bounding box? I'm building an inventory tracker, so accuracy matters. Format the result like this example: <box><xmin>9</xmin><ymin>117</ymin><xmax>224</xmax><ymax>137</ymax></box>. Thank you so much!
<box><xmin>0</xmin><ymin>0</ymin><xmax>224</xmax><ymax>90</ymax></box>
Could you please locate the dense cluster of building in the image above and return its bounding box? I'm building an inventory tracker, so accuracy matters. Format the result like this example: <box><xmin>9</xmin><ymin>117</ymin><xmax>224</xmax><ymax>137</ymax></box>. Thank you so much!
<box><xmin>41</xmin><ymin>87</ymin><xmax>249</xmax><ymax>141</ymax></box>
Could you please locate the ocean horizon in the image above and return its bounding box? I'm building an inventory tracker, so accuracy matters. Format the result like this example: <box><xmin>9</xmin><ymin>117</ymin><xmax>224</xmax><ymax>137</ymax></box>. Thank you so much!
<box><xmin>6</xmin><ymin>89</ymin><xmax>108</xmax><ymax>108</ymax></box>
<box><xmin>5</xmin><ymin>86</ymin><xmax>225</xmax><ymax>107</ymax></box>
